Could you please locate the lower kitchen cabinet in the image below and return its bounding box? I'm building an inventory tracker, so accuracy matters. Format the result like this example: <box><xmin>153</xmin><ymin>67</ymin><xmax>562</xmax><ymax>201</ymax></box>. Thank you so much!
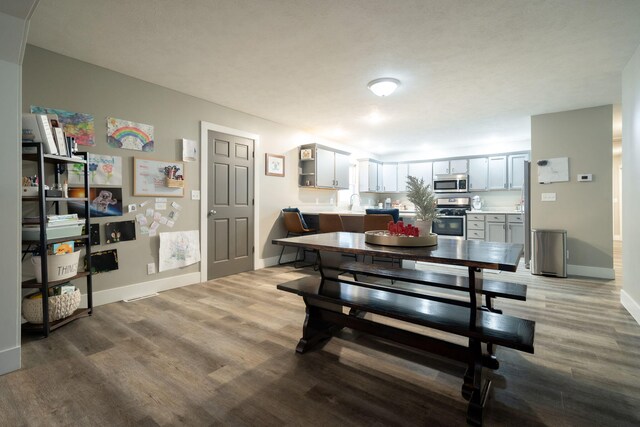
<box><xmin>466</xmin><ymin>212</ymin><xmax>524</xmax><ymax>244</ymax></box>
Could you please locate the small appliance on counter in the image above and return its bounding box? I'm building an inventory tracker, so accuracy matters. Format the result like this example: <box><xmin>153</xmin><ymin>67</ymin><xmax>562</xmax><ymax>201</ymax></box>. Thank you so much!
<box><xmin>471</xmin><ymin>195</ymin><xmax>483</xmax><ymax>210</ymax></box>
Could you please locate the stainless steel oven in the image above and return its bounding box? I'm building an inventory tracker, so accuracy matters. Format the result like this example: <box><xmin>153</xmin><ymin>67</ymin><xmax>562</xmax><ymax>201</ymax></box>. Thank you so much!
<box><xmin>434</xmin><ymin>196</ymin><xmax>470</xmax><ymax>240</ymax></box>
<box><xmin>433</xmin><ymin>215</ymin><xmax>466</xmax><ymax>239</ymax></box>
<box><xmin>433</xmin><ymin>174</ymin><xmax>468</xmax><ymax>193</ymax></box>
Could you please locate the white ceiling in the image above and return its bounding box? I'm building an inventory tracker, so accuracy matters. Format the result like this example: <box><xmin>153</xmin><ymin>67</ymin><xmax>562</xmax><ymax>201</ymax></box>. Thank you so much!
<box><xmin>27</xmin><ymin>0</ymin><xmax>640</xmax><ymax>156</ymax></box>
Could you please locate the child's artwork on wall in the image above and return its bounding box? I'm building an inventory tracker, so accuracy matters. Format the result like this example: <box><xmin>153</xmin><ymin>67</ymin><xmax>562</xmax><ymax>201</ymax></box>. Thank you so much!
<box><xmin>107</xmin><ymin>117</ymin><xmax>154</xmax><ymax>152</ymax></box>
<box><xmin>104</xmin><ymin>220</ymin><xmax>136</xmax><ymax>244</ymax></box>
<box><xmin>68</xmin><ymin>153</ymin><xmax>123</xmax><ymax>186</ymax></box>
<box><xmin>87</xmin><ymin>249</ymin><xmax>119</xmax><ymax>274</ymax></box>
<box><xmin>30</xmin><ymin>106</ymin><xmax>95</xmax><ymax>146</ymax></box>
<box><xmin>158</xmin><ymin>230</ymin><xmax>200</xmax><ymax>272</ymax></box>
<box><xmin>133</xmin><ymin>158</ymin><xmax>184</xmax><ymax>197</ymax></box>
<box><xmin>182</xmin><ymin>138</ymin><xmax>198</xmax><ymax>162</ymax></box>
<box><xmin>68</xmin><ymin>187</ymin><xmax>123</xmax><ymax>217</ymax></box>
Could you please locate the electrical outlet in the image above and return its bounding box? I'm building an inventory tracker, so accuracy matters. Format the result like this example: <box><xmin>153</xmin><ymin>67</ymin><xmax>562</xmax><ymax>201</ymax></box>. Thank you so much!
<box><xmin>191</xmin><ymin>190</ymin><xmax>200</xmax><ymax>200</ymax></box>
<box><xmin>147</xmin><ymin>263</ymin><xmax>156</xmax><ymax>275</ymax></box>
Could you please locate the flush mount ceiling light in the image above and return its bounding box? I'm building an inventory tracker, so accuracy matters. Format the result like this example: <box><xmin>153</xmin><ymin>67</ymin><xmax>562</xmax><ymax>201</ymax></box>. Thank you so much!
<box><xmin>367</xmin><ymin>77</ymin><xmax>401</xmax><ymax>97</ymax></box>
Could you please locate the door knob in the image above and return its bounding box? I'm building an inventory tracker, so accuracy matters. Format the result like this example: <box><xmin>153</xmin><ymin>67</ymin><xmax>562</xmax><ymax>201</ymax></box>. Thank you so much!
<box><xmin>208</xmin><ymin>210</ymin><xmax>217</xmax><ymax>217</ymax></box>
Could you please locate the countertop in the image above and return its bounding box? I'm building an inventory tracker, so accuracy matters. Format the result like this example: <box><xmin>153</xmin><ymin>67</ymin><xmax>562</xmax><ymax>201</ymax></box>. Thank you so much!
<box><xmin>466</xmin><ymin>209</ymin><xmax>525</xmax><ymax>215</ymax></box>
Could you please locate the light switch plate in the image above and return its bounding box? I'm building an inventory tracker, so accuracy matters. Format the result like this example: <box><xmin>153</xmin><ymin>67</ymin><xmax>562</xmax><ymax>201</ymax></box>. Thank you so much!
<box><xmin>147</xmin><ymin>263</ymin><xmax>156</xmax><ymax>275</ymax></box>
<box><xmin>541</xmin><ymin>192</ymin><xmax>556</xmax><ymax>202</ymax></box>
<box><xmin>191</xmin><ymin>190</ymin><xmax>200</xmax><ymax>200</ymax></box>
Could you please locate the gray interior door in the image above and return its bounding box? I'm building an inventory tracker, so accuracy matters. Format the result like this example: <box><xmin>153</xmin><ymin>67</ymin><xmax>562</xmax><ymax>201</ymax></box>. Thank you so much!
<box><xmin>208</xmin><ymin>130</ymin><xmax>254</xmax><ymax>279</ymax></box>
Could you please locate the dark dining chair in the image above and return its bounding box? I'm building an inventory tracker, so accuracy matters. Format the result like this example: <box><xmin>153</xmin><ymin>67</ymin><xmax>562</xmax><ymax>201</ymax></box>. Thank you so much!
<box><xmin>319</xmin><ymin>213</ymin><xmax>345</xmax><ymax>233</ymax></box>
<box><xmin>365</xmin><ymin>208</ymin><xmax>400</xmax><ymax>223</ymax></box>
<box><xmin>278</xmin><ymin>210</ymin><xmax>316</xmax><ymax>267</ymax></box>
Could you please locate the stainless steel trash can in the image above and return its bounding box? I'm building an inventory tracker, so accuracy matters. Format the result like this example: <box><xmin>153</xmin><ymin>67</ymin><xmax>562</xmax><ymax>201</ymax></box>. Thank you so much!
<box><xmin>531</xmin><ymin>229</ymin><xmax>567</xmax><ymax>278</ymax></box>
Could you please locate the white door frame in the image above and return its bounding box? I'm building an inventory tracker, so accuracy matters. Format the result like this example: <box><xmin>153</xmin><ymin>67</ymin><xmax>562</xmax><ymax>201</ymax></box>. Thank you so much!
<box><xmin>200</xmin><ymin>121</ymin><xmax>260</xmax><ymax>283</ymax></box>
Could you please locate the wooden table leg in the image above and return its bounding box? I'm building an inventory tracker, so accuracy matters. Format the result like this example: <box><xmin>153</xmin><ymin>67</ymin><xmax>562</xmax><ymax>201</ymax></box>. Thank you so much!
<box><xmin>295</xmin><ymin>302</ymin><xmax>342</xmax><ymax>354</ymax></box>
<box><xmin>466</xmin><ymin>339</ymin><xmax>491</xmax><ymax>426</ymax></box>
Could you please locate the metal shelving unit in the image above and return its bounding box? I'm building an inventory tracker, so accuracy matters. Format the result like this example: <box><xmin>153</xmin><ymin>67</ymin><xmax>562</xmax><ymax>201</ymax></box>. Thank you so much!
<box><xmin>21</xmin><ymin>142</ymin><xmax>93</xmax><ymax>337</ymax></box>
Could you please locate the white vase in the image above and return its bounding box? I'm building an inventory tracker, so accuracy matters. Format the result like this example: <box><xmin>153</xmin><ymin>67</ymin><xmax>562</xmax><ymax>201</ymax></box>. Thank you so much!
<box><xmin>414</xmin><ymin>219</ymin><xmax>432</xmax><ymax>236</ymax></box>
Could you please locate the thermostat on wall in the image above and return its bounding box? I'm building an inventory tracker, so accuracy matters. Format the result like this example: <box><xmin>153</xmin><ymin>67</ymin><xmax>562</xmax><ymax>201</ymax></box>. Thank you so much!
<box><xmin>577</xmin><ymin>173</ymin><xmax>593</xmax><ymax>182</ymax></box>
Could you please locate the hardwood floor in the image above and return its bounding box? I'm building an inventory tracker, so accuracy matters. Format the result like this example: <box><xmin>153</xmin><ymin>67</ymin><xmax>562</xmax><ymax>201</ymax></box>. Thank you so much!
<box><xmin>2</xmin><ymin>241</ymin><xmax>638</xmax><ymax>426</ymax></box>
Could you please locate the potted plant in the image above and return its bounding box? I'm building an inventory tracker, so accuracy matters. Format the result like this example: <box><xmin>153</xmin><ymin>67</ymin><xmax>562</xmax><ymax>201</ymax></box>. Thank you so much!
<box><xmin>406</xmin><ymin>175</ymin><xmax>438</xmax><ymax>236</ymax></box>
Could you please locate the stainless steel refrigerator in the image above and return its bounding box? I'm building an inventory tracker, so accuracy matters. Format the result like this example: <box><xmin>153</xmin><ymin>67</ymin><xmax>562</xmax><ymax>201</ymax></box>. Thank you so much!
<box><xmin>522</xmin><ymin>160</ymin><xmax>531</xmax><ymax>268</ymax></box>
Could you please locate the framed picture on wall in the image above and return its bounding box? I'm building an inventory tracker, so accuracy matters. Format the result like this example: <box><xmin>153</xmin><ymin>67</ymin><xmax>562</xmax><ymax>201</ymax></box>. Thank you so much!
<box><xmin>265</xmin><ymin>153</ymin><xmax>285</xmax><ymax>177</ymax></box>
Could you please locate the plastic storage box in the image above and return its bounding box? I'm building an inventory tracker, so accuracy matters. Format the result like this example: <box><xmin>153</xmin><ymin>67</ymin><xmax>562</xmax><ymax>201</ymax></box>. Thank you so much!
<box><xmin>22</xmin><ymin>224</ymin><xmax>84</xmax><ymax>241</ymax></box>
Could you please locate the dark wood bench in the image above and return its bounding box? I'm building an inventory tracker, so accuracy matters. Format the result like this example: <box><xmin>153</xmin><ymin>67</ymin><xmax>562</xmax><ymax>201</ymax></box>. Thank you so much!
<box><xmin>337</xmin><ymin>261</ymin><xmax>527</xmax><ymax>313</ymax></box>
<box><xmin>278</xmin><ymin>276</ymin><xmax>535</xmax><ymax>426</ymax></box>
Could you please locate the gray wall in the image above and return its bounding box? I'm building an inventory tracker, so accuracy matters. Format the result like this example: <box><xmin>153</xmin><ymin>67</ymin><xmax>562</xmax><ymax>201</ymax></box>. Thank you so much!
<box><xmin>22</xmin><ymin>45</ymin><xmax>355</xmax><ymax>293</ymax></box>
<box><xmin>531</xmin><ymin>106</ymin><xmax>613</xmax><ymax>275</ymax></box>
<box><xmin>0</xmin><ymin>10</ymin><xmax>29</xmax><ymax>375</ymax></box>
<box><xmin>622</xmin><ymin>42</ymin><xmax>640</xmax><ymax>313</ymax></box>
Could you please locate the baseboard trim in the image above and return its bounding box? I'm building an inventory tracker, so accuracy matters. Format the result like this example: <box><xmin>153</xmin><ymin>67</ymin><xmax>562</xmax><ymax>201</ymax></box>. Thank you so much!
<box><xmin>0</xmin><ymin>346</ymin><xmax>20</xmax><ymax>376</ymax></box>
<box><xmin>80</xmin><ymin>272</ymin><xmax>201</xmax><ymax>307</ymax></box>
<box><xmin>621</xmin><ymin>290</ymin><xmax>640</xmax><ymax>326</ymax></box>
<box><xmin>567</xmin><ymin>264</ymin><xmax>615</xmax><ymax>280</ymax></box>
<box><xmin>257</xmin><ymin>255</ymin><xmax>279</xmax><ymax>269</ymax></box>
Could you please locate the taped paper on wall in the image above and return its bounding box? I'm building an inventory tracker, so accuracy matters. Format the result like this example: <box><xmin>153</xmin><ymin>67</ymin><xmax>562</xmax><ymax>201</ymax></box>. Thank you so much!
<box><xmin>159</xmin><ymin>230</ymin><xmax>200</xmax><ymax>272</ymax></box>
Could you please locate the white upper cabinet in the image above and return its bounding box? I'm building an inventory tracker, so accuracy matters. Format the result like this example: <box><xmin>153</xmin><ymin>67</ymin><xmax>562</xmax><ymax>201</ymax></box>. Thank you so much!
<box><xmin>381</xmin><ymin>163</ymin><xmax>398</xmax><ymax>192</ymax></box>
<box><xmin>433</xmin><ymin>159</ymin><xmax>468</xmax><ymax>177</ymax></box>
<box><xmin>359</xmin><ymin>160</ymin><xmax>381</xmax><ymax>192</ymax></box>
<box><xmin>334</xmin><ymin>152</ymin><xmax>350</xmax><ymax>189</ymax></box>
<box><xmin>408</xmin><ymin>162</ymin><xmax>433</xmax><ymax>189</ymax></box>
<box><xmin>315</xmin><ymin>146</ymin><xmax>350</xmax><ymax>189</ymax></box>
<box><xmin>508</xmin><ymin>153</ymin><xmax>529</xmax><ymax>190</ymax></box>
<box><xmin>449</xmin><ymin>159</ymin><xmax>468</xmax><ymax>174</ymax></box>
<box><xmin>397</xmin><ymin>163</ymin><xmax>409</xmax><ymax>192</ymax></box>
<box><xmin>433</xmin><ymin>160</ymin><xmax>450</xmax><ymax>176</ymax></box>
<box><xmin>316</xmin><ymin>147</ymin><xmax>335</xmax><ymax>188</ymax></box>
<box><xmin>487</xmin><ymin>156</ymin><xmax>507</xmax><ymax>190</ymax></box>
<box><xmin>468</xmin><ymin>157</ymin><xmax>488</xmax><ymax>191</ymax></box>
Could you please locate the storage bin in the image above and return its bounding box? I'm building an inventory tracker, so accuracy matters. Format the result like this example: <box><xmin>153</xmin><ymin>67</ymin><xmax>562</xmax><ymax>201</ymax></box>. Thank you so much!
<box><xmin>22</xmin><ymin>223</ymin><xmax>84</xmax><ymax>241</ymax></box>
<box><xmin>31</xmin><ymin>250</ymin><xmax>81</xmax><ymax>283</ymax></box>
<box><xmin>165</xmin><ymin>177</ymin><xmax>184</xmax><ymax>188</ymax></box>
<box><xmin>22</xmin><ymin>288</ymin><xmax>81</xmax><ymax>324</ymax></box>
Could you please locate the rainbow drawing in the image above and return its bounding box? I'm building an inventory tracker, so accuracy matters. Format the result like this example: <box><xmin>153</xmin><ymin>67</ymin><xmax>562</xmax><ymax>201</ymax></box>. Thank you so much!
<box><xmin>107</xmin><ymin>117</ymin><xmax>154</xmax><ymax>152</ymax></box>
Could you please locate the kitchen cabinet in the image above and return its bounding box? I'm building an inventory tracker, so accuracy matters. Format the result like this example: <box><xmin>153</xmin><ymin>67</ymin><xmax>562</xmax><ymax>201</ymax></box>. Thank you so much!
<box><xmin>433</xmin><ymin>160</ymin><xmax>450</xmax><ymax>176</ymax></box>
<box><xmin>408</xmin><ymin>161</ymin><xmax>433</xmax><ymax>189</ymax></box>
<box><xmin>507</xmin><ymin>214</ymin><xmax>525</xmax><ymax>244</ymax></box>
<box><xmin>508</xmin><ymin>153</ymin><xmax>529</xmax><ymax>190</ymax></box>
<box><xmin>485</xmin><ymin>214</ymin><xmax>507</xmax><ymax>243</ymax></box>
<box><xmin>359</xmin><ymin>159</ymin><xmax>382</xmax><ymax>192</ymax></box>
<box><xmin>468</xmin><ymin>157</ymin><xmax>488</xmax><ymax>192</ymax></box>
<box><xmin>299</xmin><ymin>144</ymin><xmax>350</xmax><ymax>189</ymax></box>
<box><xmin>397</xmin><ymin>163</ymin><xmax>409</xmax><ymax>192</ymax></box>
<box><xmin>488</xmin><ymin>156</ymin><xmax>507</xmax><ymax>190</ymax></box>
<box><xmin>466</xmin><ymin>213</ymin><xmax>486</xmax><ymax>241</ymax></box>
<box><xmin>381</xmin><ymin>163</ymin><xmax>398</xmax><ymax>192</ymax></box>
<box><xmin>433</xmin><ymin>159</ymin><xmax>468</xmax><ymax>177</ymax></box>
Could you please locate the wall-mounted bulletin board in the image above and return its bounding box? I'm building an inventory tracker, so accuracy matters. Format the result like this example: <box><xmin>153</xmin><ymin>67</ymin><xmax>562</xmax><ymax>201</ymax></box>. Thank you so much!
<box><xmin>133</xmin><ymin>158</ymin><xmax>185</xmax><ymax>197</ymax></box>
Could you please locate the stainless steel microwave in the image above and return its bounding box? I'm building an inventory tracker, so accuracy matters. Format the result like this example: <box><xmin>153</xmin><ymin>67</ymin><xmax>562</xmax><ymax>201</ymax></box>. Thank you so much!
<box><xmin>433</xmin><ymin>174</ymin><xmax>468</xmax><ymax>193</ymax></box>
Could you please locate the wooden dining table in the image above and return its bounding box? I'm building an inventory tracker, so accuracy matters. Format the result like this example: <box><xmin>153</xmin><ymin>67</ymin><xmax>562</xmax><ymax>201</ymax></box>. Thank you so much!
<box><xmin>273</xmin><ymin>232</ymin><xmax>534</xmax><ymax>426</ymax></box>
